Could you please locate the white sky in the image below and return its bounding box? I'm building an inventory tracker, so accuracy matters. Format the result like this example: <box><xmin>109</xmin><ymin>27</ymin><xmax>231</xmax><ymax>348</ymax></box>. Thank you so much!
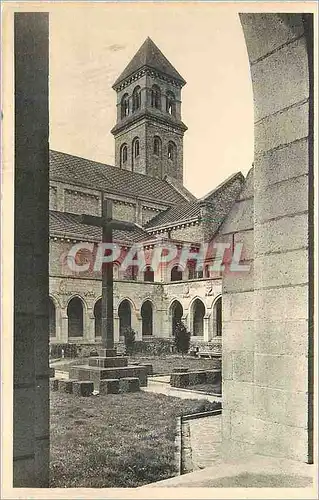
<box><xmin>48</xmin><ymin>2</ymin><xmax>254</xmax><ymax>198</ymax></box>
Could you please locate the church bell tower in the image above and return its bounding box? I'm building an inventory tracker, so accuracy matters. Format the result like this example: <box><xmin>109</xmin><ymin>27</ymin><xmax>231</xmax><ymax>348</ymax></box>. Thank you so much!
<box><xmin>111</xmin><ymin>37</ymin><xmax>187</xmax><ymax>184</ymax></box>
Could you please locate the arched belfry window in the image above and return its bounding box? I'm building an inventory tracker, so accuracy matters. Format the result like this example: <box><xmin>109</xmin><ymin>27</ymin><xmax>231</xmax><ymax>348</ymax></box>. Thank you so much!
<box><xmin>133</xmin><ymin>138</ymin><xmax>140</xmax><ymax>158</ymax></box>
<box><xmin>168</xmin><ymin>141</ymin><xmax>177</xmax><ymax>162</ymax></box>
<box><xmin>151</xmin><ymin>85</ymin><xmax>161</xmax><ymax>109</ymax></box>
<box><xmin>166</xmin><ymin>91</ymin><xmax>176</xmax><ymax>115</ymax></box>
<box><xmin>132</xmin><ymin>85</ymin><xmax>141</xmax><ymax>112</ymax></box>
<box><xmin>120</xmin><ymin>143</ymin><xmax>128</xmax><ymax>166</ymax></box>
<box><xmin>153</xmin><ymin>136</ymin><xmax>161</xmax><ymax>156</ymax></box>
<box><xmin>121</xmin><ymin>93</ymin><xmax>130</xmax><ymax>118</ymax></box>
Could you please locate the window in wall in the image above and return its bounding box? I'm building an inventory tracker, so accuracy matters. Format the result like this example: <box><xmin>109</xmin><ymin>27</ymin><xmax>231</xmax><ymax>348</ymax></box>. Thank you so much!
<box><xmin>168</xmin><ymin>141</ymin><xmax>177</xmax><ymax>162</ymax></box>
<box><xmin>133</xmin><ymin>138</ymin><xmax>140</xmax><ymax>158</ymax></box>
<box><xmin>151</xmin><ymin>84</ymin><xmax>161</xmax><ymax>109</ymax></box>
<box><xmin>144</xmin><ymin>266</ymin><xmax>154</xmax><ymax>282</ymax></box>
<box><xmin>121</xmin><ymin>93</ymin><xmax>130</xmax><ymax>118</ymax></box>
<box><xmin>166</xmin><ymin>91</ymin><xmax>176</xmax><ymax>115</ymax></box>
<box><xmin>132</xmin><ymin>85</ymin><xmax>141</xmax><ymax>112</ymax></box>
<box><xmin>120</xmin><ymin>144</ymin><xmax>128</xmax><ymax>166</ymax></box>
<box><xmin>153</xmin><ymin>136</ymin><xmax>161</xmax><ymax>156</ymax></box>
<box><xmin>124</xmin><ymin>265</ymin><xmax>138</xmax><ymax>281</ymax></box>
<box><xmin>171</xmin><ymin>265</ymin><xmax>183</xmax><ymax>281</ymax></box>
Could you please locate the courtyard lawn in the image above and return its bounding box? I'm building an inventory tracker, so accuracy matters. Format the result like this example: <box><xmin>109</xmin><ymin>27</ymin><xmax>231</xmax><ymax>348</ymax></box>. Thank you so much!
<box><xmin>50</xmin><ymin>390</ymin><xmax>215</xmax><ymax>488</ymax></box>
<box><xmin>129</xmin><ymin>354</ymin><xmax>220</xmax><ymax>375</ymax></box>
<box><xmin>52</xmin><ymin>354</ymin><xmax>220</xmax><ymax>375</ymax></box>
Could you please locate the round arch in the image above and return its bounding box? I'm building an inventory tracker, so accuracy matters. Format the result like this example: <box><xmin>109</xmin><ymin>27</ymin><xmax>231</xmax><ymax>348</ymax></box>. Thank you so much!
<box><xmin>67</xmin><ymin>296</ymin><xmax>85</xmax><ymax>338</ymax></box>
<box><xmin>190</xmin><ymin>297</ymin><xmax>206</xmax><ymax>337</ymax></box>
<box><xmin>118</xmin><ymin>299</ymin><xmax>132</xmax><ymax>337</ymax></box>
<box><xmin>141</xmin><ymin>300</ymin><xmax>153</xmax><ymax>336</ymax></box>
<box><xmin>169</xmin><ymin>299</ymin><xmax>183</xmax><ymax>336</ymax></box>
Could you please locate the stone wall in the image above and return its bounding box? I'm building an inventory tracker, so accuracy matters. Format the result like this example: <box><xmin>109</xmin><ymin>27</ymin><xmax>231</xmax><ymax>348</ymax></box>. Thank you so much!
<box><xmin>49</xmin><ymin>274</ymin><xmax>222</xmax><ymax>345</ymax></box>
<box><xmin>221</xmin><ymin>13</ymin><xmax>313</xmax><ymax>464</ymax></box>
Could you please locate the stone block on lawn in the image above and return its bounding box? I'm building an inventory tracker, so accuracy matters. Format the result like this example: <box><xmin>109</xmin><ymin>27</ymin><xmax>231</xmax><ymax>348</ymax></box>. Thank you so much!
<box><xmin>188</xmin><ymin>371</ymin><xmax>207</xmax><ymax>385</ymax></box>
<box><xmin>49</xmin><ymin>367</ymin><xmax>55</xmax><ymax>377</ymax></box>
<box><xmin>58</xmin><ymin>379</ymin><xmax>76</xmax><ymax>394</ymax></box>
<box><xmin>49</xmin><ymin>378</ymin><xmax>59</xmax><ymax>391</ymax></box>
<box><xmin>99</xmin><ymin>348</ymin><xmax>117</xmax><ymax>358</ymax></box>
<box><xmin>99</xmin><ymin>379</ymin><xmax>120</xmax><ymax>395</ymax></box>
<box><xmin>120</xmin><ymin>377</ymin><xmax>140</xmax><ymax>393</ymax></box>
<box><xmin>73</xmin><ymin>381</ymin><xmax>94</xmax><ymax>397</ymax></box>
<box><xmin>173</xmin><ymin>367</ymin><xmax>189</xmax><ymax>373</ymax></box>
<box><xmin>170</xmin><ymin>372</ymin><xmax>190</xmax><ymax>388</ymax></box>
<box><xmin>140</xmin><ymin>363</ymin><xmax>153</xmax><ymax>376</ymax></box>
<box><xmin>206</xmin><ymin>369</ymin><xmax>221</xmax><ymax>384</ymax></box>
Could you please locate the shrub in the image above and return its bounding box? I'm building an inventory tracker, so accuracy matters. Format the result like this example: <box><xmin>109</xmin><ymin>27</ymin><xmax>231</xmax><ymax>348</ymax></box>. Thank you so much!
<box><xmin>132</xmin><ymin>338</ymin><xmax>174</xmax><ymax>356</ymax></box>
<box><xmin>122</xmin><ymin>327</ymin><xmax>136</xmax><ymax>355</ymax></box>
<box><xmin>181</xmin><ymin>400</ymin><xmax>222</xmax><ymax>416</ymax></box>
<box><xmin>173</xmin><ymin>321</ymin><xmax>191</xmax><ymax>356</ymax></box>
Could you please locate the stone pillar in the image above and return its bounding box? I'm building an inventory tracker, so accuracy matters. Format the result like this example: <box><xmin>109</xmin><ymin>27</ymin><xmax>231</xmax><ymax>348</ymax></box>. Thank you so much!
<box><xmin>85</xmin><ymin>308</ymin><xmax>95</xmax><ymax>342</ymax></box>
<box><xmin>114</xmin><ymin>313</ymin><xmax>120</xmax><ymax>343</ymax></box>
<box><xmin>135</xmin><ymin>313</ymin><xmax>143</xmax><ymax>340</ymax></box>
<box><xmin>60</xmin><ymin>310</ymin><xmax>69</xmax><ymax>343</ymax></box>
<box><xmin>55</xmin><ymin>305</ymin><xmax>62</xmax><ymax>342</ymax></box>
<box><xmin>203</xmin><ymin>314</ymin><xmax>210</xmax><ymax>342</ymax></box>
<box><xmin>13</xmin><ymin>12</ymin><xmax>49</xmax><ymax>486</ymax></box>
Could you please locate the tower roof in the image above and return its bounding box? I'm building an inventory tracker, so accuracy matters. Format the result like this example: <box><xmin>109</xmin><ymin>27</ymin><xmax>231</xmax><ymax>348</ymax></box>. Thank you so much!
<box><xmin>113</xmin><ymin>37</ymin><xmax>186</xmax><ymax>88</ymax></box>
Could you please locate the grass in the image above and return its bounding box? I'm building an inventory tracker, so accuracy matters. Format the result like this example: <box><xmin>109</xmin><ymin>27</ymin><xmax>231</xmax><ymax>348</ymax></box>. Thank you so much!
<box><xmin>129</xmin><ymin>354</ymin><xmax>220</xmax><ymax>375</ymax></box>
<box><xmin>52</xmin><ymin>354</ymin><xmax>220</xmax><ymax>376</ymax></box>
<box><xmin>50</xmin><ymin>390</ymin><xmax>218</xmax><ymax>488</ymax></box>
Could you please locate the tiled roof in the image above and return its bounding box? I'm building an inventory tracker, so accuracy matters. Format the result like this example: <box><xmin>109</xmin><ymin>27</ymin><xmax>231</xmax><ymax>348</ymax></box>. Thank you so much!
<box><xmin>50</xmin><ymin>210</ymin><xmax>148</xmax><ymax>244</ymax></box>
<box><xmin>113</xmin><ymin>37</ymin><xmax>186</xmax><ymax>87</ymax></box>
<box><xmin>145</xmin><ymin>171</ymin><xmax>245</xmax><ymax>231</ymax></box>
<box><xmin>49</xmin><ymin>150</ymin><xmax>188</xmax><ymax>205</ymax></box>
<box><xmin>145</xmin><ymin>201</ymin><xmax>201</xmax><ymax>229</ymax></box>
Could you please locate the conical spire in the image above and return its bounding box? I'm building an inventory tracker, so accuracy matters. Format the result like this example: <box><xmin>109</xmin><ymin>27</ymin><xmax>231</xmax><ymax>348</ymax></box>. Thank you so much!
<box><xmin>113</xmin><ymin>37</ymin><xmax>186</xmax><ymax>87</ymax></box>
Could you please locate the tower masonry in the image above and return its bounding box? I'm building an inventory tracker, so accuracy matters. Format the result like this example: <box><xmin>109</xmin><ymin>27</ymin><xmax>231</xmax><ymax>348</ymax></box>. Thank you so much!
<box><xmin>111</xmin><ymin>37</ymin><xmax>187</xmax><ymax>184</ymax></box>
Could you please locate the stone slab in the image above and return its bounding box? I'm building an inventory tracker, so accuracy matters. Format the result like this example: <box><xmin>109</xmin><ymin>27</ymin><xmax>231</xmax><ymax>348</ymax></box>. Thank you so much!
<box><xmin>170</xmin><ymin>372</ymin><xmax>190</xmax><ymax>388</ymax></box>
<box><xmin>49</xmin><ymin>378</ymin><xmax>59</xmax><ymax>391</ymax></box>
<box><xmin>120</xmin><ymin>377</ymin><xmax>140</xmax><ymax>393</ymax></box>
<box><xmin>58</xmin><ymin>379</ymin><xmax>76</xmax><ymax>394</ymax></box>
<box><xmin>69</xmin><ymin>364</ymin><xmax>147</xmax><ymax>390</ymax></box>
<box><xmin>99</xmin><ymin>379</ymin><xmax>120</xmax><ymax>395</ymax></box>
<box><xmin>98</xmin><ymin>348</ymin><xmax>117</xmax><ymax>357</ymax></box>
<box><xmin>72</xmin><ymin>381</ymin><xmax>94</xmax><ymax>397</ymax></box>
<box><xmin>88</xmin><ymin>356</ymin><xmax>128</xmax><ymax>368</ymax></box>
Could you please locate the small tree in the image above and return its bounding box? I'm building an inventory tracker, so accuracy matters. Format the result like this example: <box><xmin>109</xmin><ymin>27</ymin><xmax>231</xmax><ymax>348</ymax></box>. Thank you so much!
<box><xmin>123</xmin><ymin>327</ymin><xmax>136</xmax><ymax>356</ymax></box>
<box><xmin>173</xmin><ymin>321</ymin><xmax>191</xmax><ymax>356</ymax></box>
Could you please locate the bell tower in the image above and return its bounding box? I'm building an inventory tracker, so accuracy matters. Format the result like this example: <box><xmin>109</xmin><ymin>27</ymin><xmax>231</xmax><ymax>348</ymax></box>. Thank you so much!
<box><xmin>111</xmin><ymin>37</ymin><xmax>187</xmax><ymax>184</ymax></box>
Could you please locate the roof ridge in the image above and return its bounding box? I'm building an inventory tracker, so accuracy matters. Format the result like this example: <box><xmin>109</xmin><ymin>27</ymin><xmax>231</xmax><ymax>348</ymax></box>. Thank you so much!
<box><xmin>199</xmin><ymin>171</ymin><xmax>244</xmax><ymax>201</ymax></box>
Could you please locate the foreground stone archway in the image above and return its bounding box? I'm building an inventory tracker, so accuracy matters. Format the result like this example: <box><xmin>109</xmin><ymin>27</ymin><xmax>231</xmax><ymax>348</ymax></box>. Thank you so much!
<box><xmin>12</xmin><ymin>11</ymin><xmax>314</xmax><ymax>488</ymax></box>
<box><xmin>221</xmin><ymin>13</ymin><xmax>313</xmax><ymax>464</ymax></box>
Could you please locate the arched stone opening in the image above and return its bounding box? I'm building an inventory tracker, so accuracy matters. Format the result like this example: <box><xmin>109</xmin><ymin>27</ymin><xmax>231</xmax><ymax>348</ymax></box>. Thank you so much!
<box><xmin>141</xmin><ymin>300</ymin><xmax>153</xmax><ymax>336</ymax></box>
<box><xmin>191</xmin><ymin>298</ymin><xmax>205</xmax><ymax>337</ymax></box>
<box><xmin>67</xmin><ymin>297</ymin><xmax>84</xmax><ymax>338</ymax></box>
<box><xmin>49</xmin><ymin>297</ymin><xmax>56</xmax><ymax>338</ymax></box>
<box><xmin>94</xmin><ymin>299</ymin><xmax>102</xmax><ymax>338</ymax></box>
<box><xmin>170</xmin><ymin>300</ymin><xmax>183</xmax><ymax>335</ymax></box>
<box><xmin>118</xmin><ymin>299</ymin><xmax>132</xmax><ymax>337</ymax></box>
